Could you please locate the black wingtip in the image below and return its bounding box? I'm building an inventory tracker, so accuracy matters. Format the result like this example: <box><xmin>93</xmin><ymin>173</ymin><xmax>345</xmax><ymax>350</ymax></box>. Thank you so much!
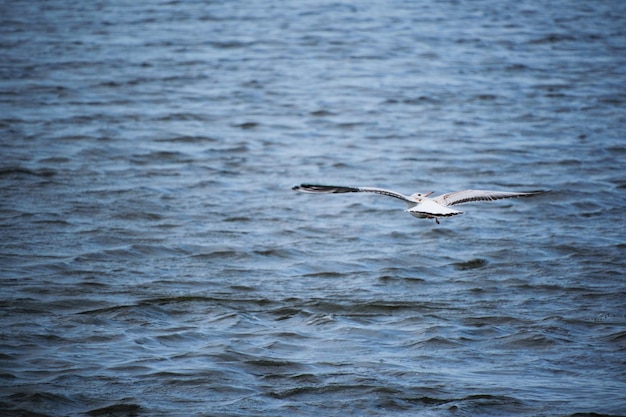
<box><xmin>292</xmin><ymin>184</ymin><xmax>361</xmax><ymax>194</ymax></box>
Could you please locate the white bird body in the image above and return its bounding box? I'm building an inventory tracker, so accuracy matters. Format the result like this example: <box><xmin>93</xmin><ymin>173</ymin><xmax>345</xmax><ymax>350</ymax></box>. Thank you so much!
<box><xmin>407</xmin><ymin>198</ymin><xmax>463</xmax><ymax>219</ymax></box>
<box><xmin>292</xmin><ymin>184</ymin><xmax>544</xmax><ymax>224</ymax></box>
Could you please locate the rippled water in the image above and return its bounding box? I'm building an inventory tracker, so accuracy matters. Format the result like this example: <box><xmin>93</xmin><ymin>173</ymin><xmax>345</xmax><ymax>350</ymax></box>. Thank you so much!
<box><xmin>1</xmin><ymin>1</ymin><xmax>625</xmax><ymax>416</ymax></box>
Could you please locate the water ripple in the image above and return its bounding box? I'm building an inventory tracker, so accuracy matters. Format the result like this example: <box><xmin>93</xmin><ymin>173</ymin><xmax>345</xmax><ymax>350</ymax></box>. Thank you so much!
<box><xmin>1</xmin><ymin>0</ymin><xmax>625</xmax><ymax>416</ymax></box>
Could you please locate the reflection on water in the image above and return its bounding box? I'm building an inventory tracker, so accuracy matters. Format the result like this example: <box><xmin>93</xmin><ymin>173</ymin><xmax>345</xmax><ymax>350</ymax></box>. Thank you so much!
<box><xmin>1</xmin><ymin>1</ymin><xmax>625</xmax><ymax>416</ymax></box>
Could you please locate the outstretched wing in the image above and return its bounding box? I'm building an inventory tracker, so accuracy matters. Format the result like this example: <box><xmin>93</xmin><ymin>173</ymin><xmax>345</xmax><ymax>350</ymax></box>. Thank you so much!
<box><xmin>433</xmin><ymin>190</ymin><xmax>545</xmax><ymax>207</ymax></box>
<box><xmin>292</xmin><ymin>184</ymin><xmax>412</xmax><ymax>202</ymax></box>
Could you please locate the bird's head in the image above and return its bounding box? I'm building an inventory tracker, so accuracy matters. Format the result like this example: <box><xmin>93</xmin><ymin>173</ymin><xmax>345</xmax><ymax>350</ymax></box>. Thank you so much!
<box><xmin>410</xmin><ymin>191</ymin><xmax>434</xmax><ymax>202</ymax></box>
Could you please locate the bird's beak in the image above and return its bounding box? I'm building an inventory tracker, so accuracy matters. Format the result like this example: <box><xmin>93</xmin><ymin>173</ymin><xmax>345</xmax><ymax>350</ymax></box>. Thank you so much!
<box><xmin>424</xmin><ymin>191</ymin><xmax>434</xmax><ymax>197</ymax></box>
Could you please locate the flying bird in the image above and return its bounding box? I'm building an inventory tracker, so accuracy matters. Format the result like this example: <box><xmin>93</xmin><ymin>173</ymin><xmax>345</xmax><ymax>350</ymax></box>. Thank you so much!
<box><xmin>292</xmin><ymin>184</ymin><xmax>545</xmax><ymax>224</ymax></box>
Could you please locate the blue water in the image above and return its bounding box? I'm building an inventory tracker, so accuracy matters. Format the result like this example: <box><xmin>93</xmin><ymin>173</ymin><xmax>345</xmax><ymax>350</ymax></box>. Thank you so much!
<box><xmin>1</xmin><ymin>1</ymin><xmax>625</xmax><ymax>416</ymax></box>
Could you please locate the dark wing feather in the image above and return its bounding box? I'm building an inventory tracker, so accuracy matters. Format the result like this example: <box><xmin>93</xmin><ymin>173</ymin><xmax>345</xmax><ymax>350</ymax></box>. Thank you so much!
<box><xmin>292</xmin><ymin>184</ymin><xmax>361</xmax><ymax>193</ymax></box>
<box><xmin>292</xmin><ymin>184</ymin><xmax>411</xmax><ymax>202</ymax></box>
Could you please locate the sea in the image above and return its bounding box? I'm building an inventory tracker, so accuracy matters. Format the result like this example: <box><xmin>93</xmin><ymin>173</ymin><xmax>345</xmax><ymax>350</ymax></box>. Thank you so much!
<box><xmin>1</xmin><ymin>1</ymin><xmax>625</xmax><ymax>416</ymax></box>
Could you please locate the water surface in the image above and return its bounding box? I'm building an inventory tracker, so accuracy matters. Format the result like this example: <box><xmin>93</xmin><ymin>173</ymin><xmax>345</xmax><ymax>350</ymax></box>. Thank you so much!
<box><xmin>1</xmin><ymin>1</ymin><xmax>625</xmax><ymax>416</ymax></box>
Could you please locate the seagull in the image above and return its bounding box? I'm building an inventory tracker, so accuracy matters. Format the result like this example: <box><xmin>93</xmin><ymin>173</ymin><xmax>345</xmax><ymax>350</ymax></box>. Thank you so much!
<box><xmin>292</xmin><ymin>184</ymin><xmax>545</xmax><ymax>224</ymax></box>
